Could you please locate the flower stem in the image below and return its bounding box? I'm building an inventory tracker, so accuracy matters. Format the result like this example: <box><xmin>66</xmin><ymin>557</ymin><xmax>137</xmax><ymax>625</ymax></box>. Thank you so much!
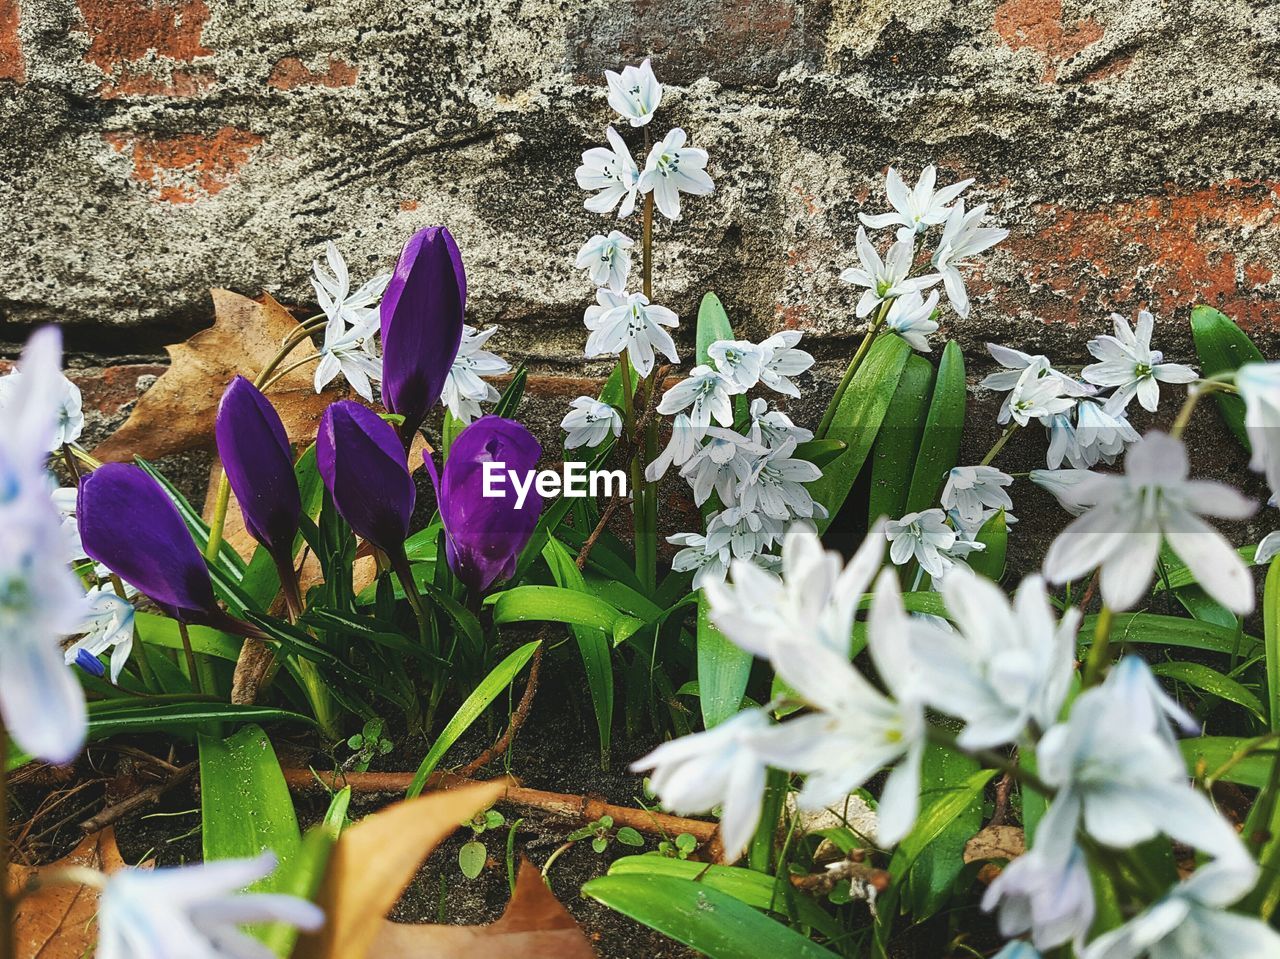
<box><xmin>177</xmin><ymin>621</ymin><xmax>204</xmax><ymax>695</ymax></box>
<box><xmin>1083</xmin><ymin>604</ymin><xmax>1115</xmax><ymax>687</ymax></box>
<box><xmin>980</xmin><ymin>423</ymin><xmax>1020</xmax><ymax>467</ymax></box>
<box><xmin>0</xmin><ymin>715</ymin><xmax>12</xmax><ymax>959</ymax></box>
<box><xmin>816</xmin><ymin>300</ymin><xmax>890</xmax><ymax>440</ymax></box>
<box><xmin>258</xmin><ymin>352</ymin><xmax>322</xmax><ymax>393</ymax></box>
<box><xmin>636</xmin><ymin>187</ymin><xmax>658</xmax><ymax>594</ymax></box>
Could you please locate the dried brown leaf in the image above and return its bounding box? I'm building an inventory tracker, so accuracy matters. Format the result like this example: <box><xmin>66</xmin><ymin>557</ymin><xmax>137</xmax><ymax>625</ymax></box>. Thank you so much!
<box><xmin>962</xmin><ymin>824</ymin><xmax>1025</xmax><ymax>864</ymax></box>
<box><xmin>368</xmin><ymin>859</ymin><xmax>596</xmax><ymax>958</ymax></box>
<box><xmin>93</xmin><ymin>289</ymin><xmax>346</xmax><ymax>462</ymax></box>
<box><xmin>293</xmin><ymin>780</ymin><xmax>507</xmax><ymax>959</ymax></box>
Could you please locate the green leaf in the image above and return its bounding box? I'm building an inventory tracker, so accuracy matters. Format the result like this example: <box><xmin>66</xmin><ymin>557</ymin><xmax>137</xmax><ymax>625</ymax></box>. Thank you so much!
<box><xmin>1267</xmin><ymin>557</ymin><xmax>1280</xmax><ymax>730</ymax></box>
<box><xmin>199</xmin><ymin>724</ymin><xmax>302</xmax><ymax>956</ymax></box>
<box><xmin>543</xmin><ymin>538</ymin><xmax>614</xmax><ymax>763</ymax></box>
<box><xmin>583</xmin><ymin>874</ymin><xmax>836</xmax><ymax>959</ymax></box>
<box><xmin>967</xmin><ymin>509</ymin><xmax>1008</xmax><ymax>582</ymax></box>
<box><xmin>488</xmin><ymin>585</ymin><xmax>644</xmax><ymax>646</ymax></box>
<box><xmin>698</xmin><ymin>591</ymin><xmax>753</xmax><ymax>729</ymax></box>
<box><xmin>1190</xmin><ymin>305</ymin><xmax>1263</xmax><ymax>451</ymax></box>
<box><xmin>616</xmin><ymin>827</ymin><xmax>645</xmax><ymax>847</ymax></box>
<box><xmin>868</xmin><ymin>353</ymin><xmax>935</xmax><ymax>525</ymax></box>
<box><xmin>903</xmin><ymin>341</ymin><xmax>965</xmax><ymax>515</ymax></box>
<box><xmin>809</xmin><ymin>336</ymin><xmax>912</xmax><ymax>533</ymax></box>
<box><xmin>136</xmin><ymin>612</ymin><xmax>241</xmax><ymax>660</ymax></box>
<box><xmin>792</xmin><ymin>439</ymin><xmax>848</xmax><ymax>470</ymax></box>
<box><xmin>1078</xmin><ymin>612</ymin><xmax>1261</xmax><ymax>657</ymax></box>
<box><xmin>697</xmin><ymin>292</ymin><xmax>735</xmax><ymax>363</ymax></box>
<box><xmin>459</xmin><ymin>839</ymin><xmax>487</xmax><ymax>879</ymax></box>
<box><xmin>1150</xmin><ymin>661</ymin><xmax>1266</xmax><ymax>723</ymax></box>
<box><xmin>493</xmin><ymin>363</ymin><xmax>527</xmax><ymax>419</ymax></box>
<box><xmin>405</xmin><ymin>640</ymin><xmax>541</xmax><ymax>798</ymax></box>
<box><xmin>905</xmin><ymin>744</ymin><xmax>982</xmax><ymax>921</ymax></box>
<box><xmin>1180</xmin><ymin>735</ymin><xmax>1274</xmax><ymax>787</ymax></box>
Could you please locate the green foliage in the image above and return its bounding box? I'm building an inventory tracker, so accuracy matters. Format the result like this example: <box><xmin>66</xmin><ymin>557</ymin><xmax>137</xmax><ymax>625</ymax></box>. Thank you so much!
<box><xmin>867</xmin><ymin>353</ymin><xmax>935</xmax><ymax>524</ymax></box>
<box><xmin>903</xmin><ymin>340</ymin><xmax>965</xmax><ymax>515</ymax></box>
<box><xmin>1190</xmin><ymin>305</ymin><xmax>1262</xmax><ymax>450</ymax></box>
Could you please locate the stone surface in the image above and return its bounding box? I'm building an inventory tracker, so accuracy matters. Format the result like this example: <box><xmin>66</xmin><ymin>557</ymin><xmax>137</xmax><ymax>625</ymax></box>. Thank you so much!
<box><xmin>4</xmin><ymin>0</ymin><xmax>1280</xmax><ymax>549</ymax></box>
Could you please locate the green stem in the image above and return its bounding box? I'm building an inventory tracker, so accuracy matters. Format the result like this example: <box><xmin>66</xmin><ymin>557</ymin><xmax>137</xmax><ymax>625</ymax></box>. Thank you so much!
<box><xmin>205</xmin><ymin>477</ymin><xmax>232</xmax><ymax>562</ymax></box>
<box><xmin>816</xmin><ymin>300</ymin><xmax>890</xmax><ymax>440</ymax></box>
<box><xmin>177</xmin><ymin>621</ymin><xmax>204</xmax><ymax>695</ymax></box>
<box><xmin>1083</xmin><ymin>605</ymin><xmax>1115</xmax><ymax>687</ymax></box>
<box><xmin>1170</xmin><ymin>379</ymin><xmax>1234</xmax><ymax>439</ymax></box>
<box><xmin>0</xmin><ymin>715</ymin><xmax>11</xmax><ymax>959</ymax></box>
<box><xmin>636</xmin><ymin>189</ymin><xmax>658</xmax><ymax>594</ymax></box>
<box><xmin>258</xmin><ymin>353</ymin><xmax>322</xmax><ymax>393</ymax></box>
<box><xmin>980</xmin><ymin>423</ymin><xmax>1020</xmax><ymax>467</ymax></box>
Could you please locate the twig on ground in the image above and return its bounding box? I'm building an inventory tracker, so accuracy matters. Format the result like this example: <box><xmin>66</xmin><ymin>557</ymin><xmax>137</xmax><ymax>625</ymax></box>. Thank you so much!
<box><xmin>789</xmin><ymin>855</ymin><xmax>891</xmax><ymax>895</ymax></box>
<box><xmin>575</xmin><ymin>494</ymin><xmax>630</xmax><ymax>571</ymax></box>
<box><xmin>456</xmin><ymin>642</ymin><xmax>545</xmax><ymax>778</ymax></box>
<box><xmin>79</xmin><ymin>763</ymin><xmax>197</xmax><ymax>835</ymax></box>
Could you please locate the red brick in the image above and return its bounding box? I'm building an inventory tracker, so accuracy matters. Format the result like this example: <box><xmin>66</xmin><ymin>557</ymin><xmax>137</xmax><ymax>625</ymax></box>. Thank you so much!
<box><xmin>104</xmin><ymin>127</ymin><xmax>264</xmax><ymax>204</ymax></box>
<box><xmin>0</xmin><ymin>0</ymin><xmax>22</xmax><ymax>83</ymax></box>
<box><xmin>994</xmin><ymin>0</ymin><xmax>1103</xmax><ymax>82</ymax></box>
<box><xmin>77</xmin><ymin>0</ymin><xmax>215</xmax><ymax>98</ymax></box>
<box><xmin>268</xmin><ymin>55</ymin><xmax>358</xmax><ymax>90</ymax></box>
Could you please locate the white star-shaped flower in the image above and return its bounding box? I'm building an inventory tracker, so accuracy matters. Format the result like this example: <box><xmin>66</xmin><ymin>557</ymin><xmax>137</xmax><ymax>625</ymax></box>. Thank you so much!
<box><xmin>884</xmin><ymin>508</ymin><xmax>958</xmax><ymax>578</ymax></box>
<box><xmin>583</xmin><ymin>289</ymin><xmax>679</xmax><ymax>377</ymax></box>
<box><xmin>1082</xmin><ymin>310</ymin><xmax>1198</xmax><ymax>414</ymax></box>
<box><xmin>64</xmin><ymin>582</ymin><xmax>136</xmax><ymax>685</ymax></box>
<box><xmin>757</xmin><ymin>331</ymin><xmax>815</xmax><ymax>397</ymax></box>
<box><xmin>930</xmin><ymin>201</ymin><xmax>1008</xmax><ymax>319</ymax></box>
<box><xmin>575</xmin><ymin>230</ymin><xmax>634</xmax><ymax>292</ymax></box>
<box><xmin>859</xmin><ymin>165</ymin><xmax>974</xmax><ymax>242</ymax></box>
<box><xmin>941</xmin><ymin>465</ymin><xmax>1013</xmax><ymax>527</ymax></box>
<box><xmin>885</xmin><ymin>289</ymin><xmax>941</xmax><ymax>352</ymax></box>
<box><xmin>1001</xmin><ymin>364</ymin><xmax>1076</xmax><ymax>427</ymax></box>
<box><xmin>707</xmin><ymin>339</ymin><xmax>765</xmax><ymax>391</ymax></box>
<box><xmin>575</xmin><ymin>126</ymin><xmax>641</xmax><ymax>217</ymax></box>
<box><xmin>840</xmin><ymin>227</ymin><xmax>933</xmax><ymax>319</ymax></box>
<box><xmin>655</xmin><ymin>365</ymin><xmax>742</xmax><ymax>434</ymax></box>
<box><xmin>311</xmin><ymin>242</ymin><xmax>390</xmax><ymax>402</ymax></box>
<box><xmin>441</xmin><ymin>325</ymin><xmax>510</xmax><ymax>423</ymax></box>
<box><xmin>605</xmin><ymin>58</ymin><xmax>662</xmax><ymax>127</ymax></box>
<box><xmin>561</xmin><ymin>396</ymin><xmax>622</xmax><ymax>450</ymax></box>
<box><xmin>678</xmin><ymin>427</ymin><xmax>766</xmax><ymax>507</ymax></box>
<box><xmin>638</xmin><ymin>128</ymin><xmax>714</xmax><ymax>221</ymax></box>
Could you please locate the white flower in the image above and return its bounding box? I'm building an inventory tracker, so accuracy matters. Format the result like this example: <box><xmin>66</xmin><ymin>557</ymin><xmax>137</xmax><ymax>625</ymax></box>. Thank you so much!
<box><xmin>1045</xmin><ymin>411</ymin><xmax>1087</xmax><ymax>469</ymax></box>
<box><xmin>656</xmin><ymin>365</ymin><xmax>742</xmax><ymax>433</ymax></box>
<box><xmin>678</xmin><ymin>427</ymin><xmax>766</xmax><ymax>507</ymax></box>
<box><xmin>1104</xmin><ymin>655</ymin><xmax>1198</xmax><ymax>744</ymax></box>
<box><xmin>441</xmin><ymin>325</ymin><xmax>509</xmax><ymax>423</ymax></box>
<box><xmin>942</xmin><ymin>465</ymin><xmax>1013</xmax><ymax>527</ymax></box>
<box><xmin>0</xmin><ymin>329</ymin><xmax>89</xmax><ymax>765</ymax></box>
<box><xmin>884</xmin><ymin>289</ymin><xmax>940</xmax><ymax>352</ymax></box>
<box><xmin>645</xmin><ymin>412</ymin><xmax>702</xmax><ymax>482</ymax></box>
<box><xmin>668</xmin><ymin>531</ymin><xmax>733</xmax><ymax>588</ymax></box>
<box><xmin>1074</xmin><ymin>399</ymin><xmax>1139</xmax><ymax>466</ymax></box>
<box><xmin>748</xmin><ymin>398</ymin><xmax>813</xmax><ymax>450</ymax></box>
<box><xmin>707</xmin><ymin>339</ymin><xmax>765</xmax><ymax>391</ymax></box>
<box><xmin>631</xmin><ymin>708</ymin><xmax>772</xmax><ymax>862</ymax></box>
<box><xmin>983</xmin><ymin>844</ymin><xmax>1095</xmax><ymax>953</ymax></box>
<box><xmin>311</xmin><ymin>241</ymin><xmax>390</xmax><ymax>330</ymax></box>
<box><xmin>704</xmin><ymin>505</ymin><xmax>787</xmax><ymax>561</ymax></box>
<box><xmin>1042</xmin><ymin>432</ymin><xmax>1255</xmax><ymax>613</ymax></box>
<box><xmin>840</xmin><ymin>228</ymin><xmax>932</xmax><ymax>319</ymax></box>
<box><xmin>737</xmin><ymin>437</ymin><xmax>823</xmax><ymax>521</ymax></box>
<box><xmin>313</xmin><ymin>303</ymin><xmax>382</xmax><ymax>402</ymax></box>
<box><xmin>1083</xmin><ymin>310</ymin><xmax>1198</xmax><ymax>414</ymax></box>
<box><xmin>859</xmin><ymin>165</ymin><xmax>974</xmax><ymax>241</ymax></box>
<box><xmin>757</xmin><ymin>331</ymin><xmax>815</xmax><ymax>397</ymax></box>
<box><xmin>98</xmin><ymin>851</ymin><xmax>324</xmax><ymax>959</ymax></box>
<box><xmin>992</xmin><ymin>944</ymin><xmax>1045</xmax><ymax>959</ymax></box>
<box><xmin>1033</xmin><ymin>659</ymin><xmax>1250</xmax><ymax>865</ymax></box>
<box><xmin>575</xmin><ymin>231</ymin><xmax>634</xmax><ymax>292</ymax></box>
<box><xmin>930</xmin><ymin>200</ymin><xmax>1008</xmax><ymax>319</ymax></box>
<box><xmin>0</xmin><ymin>368</ymin><xmax>84</xmax><ymax>451</ymax></box>
<box><xmin>1257</xmin><ymin>529</ymin><xmax>1280</xmax><ymax>565</ymax></box>
<box><xmin>1029</xmin><ymin>468</ymin><xmax>1102</xmax><ymax>517</ymax></box>
<box><xmin>1236</xmin><ymin>361</ymin><xmax>1280</xmax><ymax>503</ymax></box>
<box><xmin>1081</xmin><ymin>858</ymin><xmax>1278</xmax><ymax>959</ymax></box>
<box><xmin>913</xmin><ymin>570</ymin><xmax>1076</xmax><ymax>749</ymax></box>
<box><xmin>561</xmin><ymin>396</ymin><xmax>622</xmax><ymax>450</ymax></box>
<box><xmin>982</xmin><ymin>344</ymin><xmax>1094</xmax><ymax>398</ymax></box>
<box><xmin>583</xmin><ymin>289</ymin><xmax>679</xmax><ymax>377</ymax></box>
<box><xmin>575</xmin><ymin>126</ymin><xmax>641</xmax><ymax>217</ymax></box>
<box><xmin>605</xmin><ymin>58</ymin><xmax>662</xmax><ymax>127</ymax></box>
<box><xmin>65</xmin><ymin>583</ymin><xmax>135</xmax><ymax>684</ymax></box>
<box><xmin>638</xmin><ymin>127</ymin><xmax>714</xmax><ymax>221</ymax></box>
<box><xmin>1002</xmin><ymin>365</ymin><xmax>1076</xmax><ymax>427</ymax></box>
<box><xmin>884</xmin><ymin>508</ymin><xmax>957</xmax><ymax>578</ymax></box>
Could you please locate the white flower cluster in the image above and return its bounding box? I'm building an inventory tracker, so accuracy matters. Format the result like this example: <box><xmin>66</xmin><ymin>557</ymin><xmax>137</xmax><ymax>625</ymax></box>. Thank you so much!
<box><xmin>312</xmin><ymin>241</ymin><xmax>509</xmax><ymax>424</ymax></box>
<box><xmin>634</xmin><ymin>528</ymin><xmax>1278</xmax><ymax>957</ymax></box>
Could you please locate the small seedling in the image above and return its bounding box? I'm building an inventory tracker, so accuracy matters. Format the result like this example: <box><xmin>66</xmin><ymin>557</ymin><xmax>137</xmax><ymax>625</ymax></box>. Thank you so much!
<box><xmin>458</xmin><ymin>808</ymin><xmax>506</xmax><ymax>879</ymax></box>
<box><xmin>343</xmin><ymin>718</ymin><xmax>393</xmax><ymax>772</ymax></box>
<box><xmin>656</xmin><ymin>832</ymin><xmax>698</xmax><ymax>859</ymax></box>
<box><xmin>566</xmin><ymin>815</ymin><xmax>645</xmax><ymax>854</ymax></box>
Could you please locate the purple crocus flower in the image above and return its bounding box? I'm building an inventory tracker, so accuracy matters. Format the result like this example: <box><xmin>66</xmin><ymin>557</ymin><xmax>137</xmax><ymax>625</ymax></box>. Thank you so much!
<box><xmin>78</xmin><ymin>463</ymin><xmax>222</xmax><ymax>625</ymax></box>
<box><xmin>316</xmin><ymin>400</ymin><xmax>415</xmax><ymax>555</ymax></box>
<box><xmin>379</xmin><ymin>226</ymin><xmax>466</xmax><ymax>442</ymax></box>
<box><xmin>427</xmin><ymin>415</ymin><xmax>543</xmax><ymax>593</ymax></box>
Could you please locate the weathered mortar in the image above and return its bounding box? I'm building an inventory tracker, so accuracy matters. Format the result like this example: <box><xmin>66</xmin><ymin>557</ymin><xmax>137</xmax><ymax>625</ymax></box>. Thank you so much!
<box><xmin>3</xmin><ymin>0</ymin><xmax>1280</xmax><ymax>553</ymax></box>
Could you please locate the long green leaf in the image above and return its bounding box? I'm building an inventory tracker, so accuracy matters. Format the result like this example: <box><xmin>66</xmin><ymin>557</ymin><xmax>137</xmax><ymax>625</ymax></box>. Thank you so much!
<box><xmin>697</xmin><ymin>292</ymin><xmax>735</xmax><ymax>362</ymax></box>
<box><xmin>1190</xmin><ymin>305</ymin><xmax>1263</xmax><ymax>451</ymax></box>
<box><xmin>905</xmin><ymin>744</ymin><xmax>982</xmax><ymax>921</ymax></box>
<box><xmin>1267</xmin><ymin>557</ymin><xmax>1280</xmax><ymax>729</ymax></box>
<box><xmin>1079</xmin><ymin>612</ymin><xmax>1261</xmax><ymax>657</ymax></box>
<box><xmin>405</xmin><ymin>640</ymin><xmax>541</xmax><ymax>798</ymax></box>
<box><xmin>1181</xmin><ymin>735</ymin><xmax>1274</xmax><ymax>788</ymax></box>
<box><xmin>698</xmin><ymin>592</ymin><xmax>752</xmax><ymax>729</ymax></box>
<box><xmin>136</xmin><ymin>612</ymin><xmax>241</xmax><ymax>660</ymax></box>
<box><xmin>583</xmin><ymin>874</ymin><xmax>836</xmax><ymax>959</ymax></box>
<box><xmin>809</xmin><ymin>336</ymin><xmax>911</xmax><ymax>532</ymax></box>
<box><xmin>1150</xmin><ymin>661</ymin><xmax>1266</xmax><ymax>723</ymax></box>
<box><xmin>868</xmin><ymin>353</ymin><xmax>934</xmax><ymax>524</ymax></box>
<box><xmin>903</xmin><ymin>340</ymin><xmax>965</xmax><ymax>515</ymax></box>
<box><xmin>488</xmin><ymin>585</ymin><xmax>644</xmax><ymax>645</ymax></box>
<box><xmin>967</xmin><ymin>509</ymin><xmax>1008</xmax><ymax>582</ymax></box>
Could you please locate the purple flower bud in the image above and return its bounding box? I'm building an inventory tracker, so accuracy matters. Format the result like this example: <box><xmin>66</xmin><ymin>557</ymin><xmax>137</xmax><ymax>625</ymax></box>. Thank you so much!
<box><xmin>427</xmin><ymin>415</ymin><xmax>543</xmax><ymax>593</ymax></box>
<box><xmin>215</xmin><ymin>376</ymin><xmax>301</xmax><ymax>559</ymax></box>
<box><xmin>74</xmin><ymin>649</ymin><xmax>106</xmax><ymax>678</ymax></box>
<box><xmin>379</xmin><ymin>226</ymin><xmax>466</xmax><ymax>440</ymax></box>
<box><xmin>316</xmin><ymin>400</ymin><xmax>415</xmax><ymax>554</ymax></box>
<box><xmin>78</xmin><ymin>463</ymin><xmax>219</xmax><ymax>623</ymax></box>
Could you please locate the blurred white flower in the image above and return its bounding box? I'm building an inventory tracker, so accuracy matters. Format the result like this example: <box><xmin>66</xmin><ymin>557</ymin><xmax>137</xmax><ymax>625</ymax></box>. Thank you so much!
<box><xmin>1104</xmin><ymin>655</ymin><xmax>1198</xmax><ymax>744</ymax></box>
<box><xmin>930</xmin><ymin>201</ymin><xmax>1008</xmax><ymax>318</ymax></box>
<box><xmin>639</xmin><ymin>128</ymin><xmax>714</xmax><ymax>221</ymax></box>
<box><xmin>575</xmin><ymin>231</ymin><xmax>634</xmax><ymax>292</ymax></box>
<box><xmin>583</xmin><ymin>289</ymin><xmax>679</xmax><ymax>377</ymax></box>
<box><xmin>605</xmin><ymin>58</ymin><xmax>662</xmax><ymax>127</ymax></box>
<box><xmin>1074</xmin><ymin>399</ymin><xmax>1139</xmax><ymax>466</ymax></box>
<box><xmin>737</xmin><ymin>437</ymin><xmax>823</xmax><ymax>521</ymax></box>
<box><xmin>1236</xmin><ymin>361</ymin><xmax>1280</xmax><ymax>503</ymax></box>
<box><xmin>1256</xmin><ymin>529</ymin><xmax>1280</xmax><ymax>565</ymax></box>
<box><xmin>992</xmin><ymin>944</ymin><xmax>1045</xmax><ymax>959</ymax></box>
<box><xmin>983</xmin><ymin>844</ymin><xmax>1095</xmax><ymax>954</ymax></box>
<box><xmin>942</xmin><ymin>465</ymin><xmax>1013</xmax><ymax>527</ymax></box>
<box><xmin>1082</xmin><ymin>310</ymin><xmax>1198</xmax><ymax>414</ymax></box>
<box><xmin>656</xmin><ymin>365</ymin><xmax>742</xmax><ymax>434</ymax></box>
<box><xmin>561</xmin><ymin>396</ymin><xmax>622</xmax><ymax>450</ymax></box>
<box><xmin>707</xmin><ymin>339</ymin><xmax>765</xmax><ymax>391</ymax></box>
<box><xmin>98</xmin><ymin>852</ymin><xmax>324</xmax><ymax>959</ymax></box>
<box><xmin>631</xmin><ymin>708</ymin><xmax>773</xmax><ymax>863</ymax></box>
<box><xmin>64</xmin><ymin>583</ymin><xmax>135</xmax><ymax>684</ymax></box>
<box><xmin>441</xmin><ymin>325</ymin><xmax>509</xmax><ymax>424</ymax></box>
<box><xmin>914</xmin><ymin>570</ymin><xmax>1076</xmax><ymax>748</ymax></box>
<box><xmin>885</xmin><ymin>289</ymin><xmax>941</xmax><ymax>352</ymax></box>
<box><xmin>858</xmin><ymin>165</ymin><xmax>973</xmax><ymax>242</ymax></box>
<box><xmin>1029</xmin><ymin>468</ymin><xmax>1101</xmax><ymax>517</ymax></box>
<box><xmin>1042</xmin><ymin>432</ymin><xmax>1254</xmax><ymax>613</ymax></box>
<box><xmin>885</xmin><ymin>508</ymin><xmax>957</xmax><ymax>578</ymax></box>
<box><xmin>1002</xmin><ymin>365</ymin><xmax>1076</xmax><ymax>427</ymax></box>
<box><xmin>0</xmin><ymin>367</ymin><xmax>83</xmax><ymax>451</ymax></box>
<box><xmin>840</xmin><ymin>228</ymin><xmax>932</xmax><ymax>319</ymax></box>
<box><xmin>576</xmin><ymin>126</ymin><xmax>641</xmax><ymax>217</ymax></box>
<box><xmin>757</xmin><ymin>331</ymin><xmax>815</xmax><ymax>397</ymax></box>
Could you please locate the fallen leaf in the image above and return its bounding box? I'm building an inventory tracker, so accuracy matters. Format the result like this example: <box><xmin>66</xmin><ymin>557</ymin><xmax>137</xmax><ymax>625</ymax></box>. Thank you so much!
<box><xmin>93</xmin><ymin>289</ymin><xmax>347</xmax><ymax>462</ymax></box>
<box><xmin>369</xmin><ymin>859</ymin><xmax>595</xmax><ymax>958</ymax></box>
<box><xmin>6</xmin><ymin>828</ymin><xmax>143</xmax><ymax>958</ymax></box>
<box><xmin>293</xmin><ymin>780</ymin><xmax>507</xmax><ymax>959</ymax></box>
<box><xmin>962</xmin><ymin>824</ymin><xmax>1025</xmax><ymax>864</ymax></box>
